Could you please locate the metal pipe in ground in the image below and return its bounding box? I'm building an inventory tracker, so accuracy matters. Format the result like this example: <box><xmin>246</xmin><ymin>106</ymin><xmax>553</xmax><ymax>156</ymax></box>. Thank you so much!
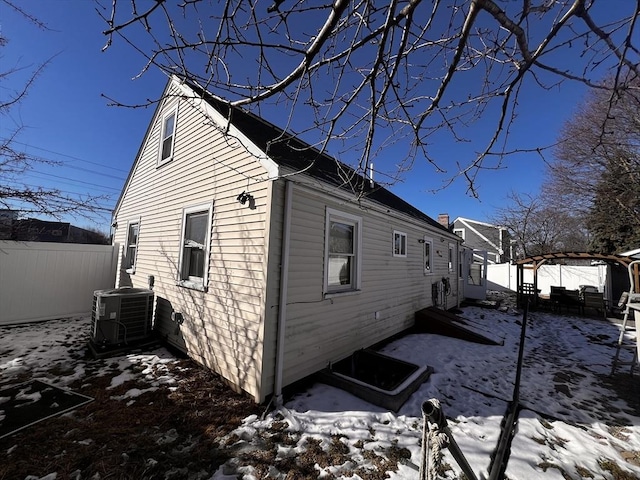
<box><xmin>420</xmin><ymin>399</ymin><xmax>478</xmax><ymax>480</ymax></box>
<box><xmin>488</xmin><ymin>299</ymin><xmax>530</xmax><ymax>480</ymax></box>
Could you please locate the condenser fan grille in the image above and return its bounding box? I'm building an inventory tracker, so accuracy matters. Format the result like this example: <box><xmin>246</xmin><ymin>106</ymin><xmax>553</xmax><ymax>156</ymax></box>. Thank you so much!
<box><xmin>91</xmin><ymin>288</ymin><xmax>154</xmax><ymax>345</ymax></box>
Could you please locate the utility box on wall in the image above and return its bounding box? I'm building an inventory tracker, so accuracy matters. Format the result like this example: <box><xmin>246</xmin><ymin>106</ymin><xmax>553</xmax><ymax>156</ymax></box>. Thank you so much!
<box><xmin>91</xmin><ymin>287</ymin><xmax>154</xmax><ymax>346</ymax></box>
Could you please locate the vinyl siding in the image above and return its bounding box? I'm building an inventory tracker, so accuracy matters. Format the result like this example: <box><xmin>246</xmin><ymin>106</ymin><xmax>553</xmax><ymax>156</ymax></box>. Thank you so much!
<box><xmin>113</xmin><ymin>83</ymin><xmax>274</xmax><ymax>401</ymax></box>
<box><xmin>453</xmin><ymin>219</ymin><xmax>508</xmax><ymax>263</ymax></box>
<box><xmin>274</xmin><ymin>184</ymin><xmax>459</xmax><ymax>388</ymax></box>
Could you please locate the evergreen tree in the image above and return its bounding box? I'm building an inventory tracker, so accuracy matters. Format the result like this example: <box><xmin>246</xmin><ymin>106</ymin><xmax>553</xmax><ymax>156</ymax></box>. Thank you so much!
<box><xmin>588</xmin><ymin>163</ymin><xmax>640</xmax><ymax>254</ymax></box>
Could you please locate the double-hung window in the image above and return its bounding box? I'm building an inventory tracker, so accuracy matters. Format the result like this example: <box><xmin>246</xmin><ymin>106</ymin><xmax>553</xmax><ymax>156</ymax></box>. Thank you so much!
<box><xmin>423</xmin><ymin>236</ymin><xmax>434</xmax><ymax>274</ymax></box>
<box><xmin>178</xmin><ymin>203</ymin><xmax>213</xmax><ymax>290</ymax></box>
<box><xmin>448</xmin><ymin>243</ymin><xmax>455</xmax><ymax>273</ymax></box>
<box><xmin>393</xmin><ymin>231</ymin><xmax>407</xmax><ymax>257</ymax></box>
<box><xmin>125</xmin><ymin>220</ymin><xmax>140</xmax><ymax>273</ymax></box>
<box><xmin>324</xmin><ymin>208</ymin><xmax>362</xmax><ymax>294</ymax></box>
<box><xmin>158</xmin><ymin>107</ymin><xmax>178</xmax><ymax>165</ymax></box>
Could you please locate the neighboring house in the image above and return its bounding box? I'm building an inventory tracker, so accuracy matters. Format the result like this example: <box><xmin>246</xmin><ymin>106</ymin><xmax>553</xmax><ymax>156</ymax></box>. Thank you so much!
<box><xmin>4</xmin><ymin>216</ymin><xmax>109</xmax><ymax>244</ymax></box>
<box><xmin>619</xmin><ymin>248</ymin><xmax>640</xmax><ymax>260</ymax></box>
<box><xmin>112</xmin><ymin>75</ymin><xmax>462</xmax><ymax>403</ymax></box>
<box><xmin>0</xmin><ymin>209</ymin><xmax>18</xmax><ymax>240</ymax></box>
<box><xmin>451</xmin><ymin>217</ymin><xmax>511</xmax><ymax>264</ymax></box>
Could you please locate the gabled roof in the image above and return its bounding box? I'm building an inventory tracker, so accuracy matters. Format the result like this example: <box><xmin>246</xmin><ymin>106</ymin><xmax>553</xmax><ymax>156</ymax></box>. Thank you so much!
<box><xmin>183</xmin><ymin>79</ymin><xmax>448</xmax><ymax>233</ymax></box>
<box><xmin>453</xmin><ymin>217</ymin><xmax>505</xmax><ymax>229</ymax></box>
<box><xmin>619</xmin><ymin>248</ymin><xmax>640</xmax><ymax>259</ymax></box>
<box><xmin>116</xmin><ymin>76</ymin><xmax>449</xmax><ymax>233</ymax></box>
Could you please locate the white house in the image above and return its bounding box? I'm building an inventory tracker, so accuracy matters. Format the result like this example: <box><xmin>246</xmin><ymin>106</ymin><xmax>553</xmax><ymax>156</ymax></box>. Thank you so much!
<box><xmin>451</xmin><ymin>216</ymin><xmax>511</xmax><ymax>264</ymax></box>
<box><xmin>112</xmin><ymin>76</ymin><xmax>462</xmax><ymax>403</ymax></box>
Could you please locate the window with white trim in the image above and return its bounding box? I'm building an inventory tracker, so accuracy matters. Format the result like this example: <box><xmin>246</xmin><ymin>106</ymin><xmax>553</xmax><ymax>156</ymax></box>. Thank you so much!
<box><xmin>125</xmin><ymin>220</ymin><xmax>140</xmax><ymax>273</ymax></box>
<box><xmin>178</xmin><ymin>203</ymin><xmax>212</xmax><ymax>290</ymax></box>
<box><xmin>393</xmin><ymin>230</ymin><xmax>407</xmax><ymax>257</ymax></box>
<box><xmin>324</xmin><ymin>208</ymin><xmax>362</xmax><ymax>294</ymax></box>
<box><xmin>448</xmin><ymin>243</ymin><xmax>455</xmax><ymax>272</ymax></box>
<box><xmin>453</xmin><ymin>228</ymin><xmax>465</xmax><ymax>240</ymax></box>
<box><xmin>423</xmin><ymin>236</ymin><xmax>434</xmax><ymax>274</ymax></box>
<box><xmin>158</xmin><ymin>107</ymin><xmax>177</xmax><ymax>164</ymax></box>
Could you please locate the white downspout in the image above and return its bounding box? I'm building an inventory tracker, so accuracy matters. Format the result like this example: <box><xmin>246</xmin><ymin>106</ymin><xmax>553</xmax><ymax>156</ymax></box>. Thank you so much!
<box><xmin>274</xmin><ymin>180</ymin><xmax>293</xmax><ymax>405</ymax></box>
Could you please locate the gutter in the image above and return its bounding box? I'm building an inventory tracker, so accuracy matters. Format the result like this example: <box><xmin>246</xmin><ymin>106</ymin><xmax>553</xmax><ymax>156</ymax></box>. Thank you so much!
<box><xmin>274</xmin><ymin>180</ymin><xmax>293</xmax><ymax>405</ymax></box>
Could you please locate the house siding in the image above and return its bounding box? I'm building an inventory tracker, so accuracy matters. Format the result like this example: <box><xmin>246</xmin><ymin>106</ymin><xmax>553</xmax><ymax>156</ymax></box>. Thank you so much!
<box><xmin>114</xmin><ymin>77</ymin><xmax>463</xmax><ymax>403</ymax></box>
<box><xmin>453</xmin><ymin>218</ymin><xmax>510</xmax><ymax>263</ymax></box>
<box><xmin>112</xmin><ymin>83</ymin><xmax>274</xmax><ymax>401</ymax></box>
<box><xmin>273</xmin><ymin>183</ymin><xmax>459</xmax><ymax>388</ymax></box>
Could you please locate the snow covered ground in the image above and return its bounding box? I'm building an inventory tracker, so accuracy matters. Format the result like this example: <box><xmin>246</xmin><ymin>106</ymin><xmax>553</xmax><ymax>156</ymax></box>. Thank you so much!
<box><xmin>1</xmin><ymin>295</ymin><xmax>639</xmax><ymax>479</ymax></box>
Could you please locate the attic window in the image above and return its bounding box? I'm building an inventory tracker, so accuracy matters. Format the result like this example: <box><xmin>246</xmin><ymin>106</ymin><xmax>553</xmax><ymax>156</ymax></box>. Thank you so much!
<box><xmin>159</xmin><ymin>107</ymin><xmax>177</xmax><ymax>164</ymax></box>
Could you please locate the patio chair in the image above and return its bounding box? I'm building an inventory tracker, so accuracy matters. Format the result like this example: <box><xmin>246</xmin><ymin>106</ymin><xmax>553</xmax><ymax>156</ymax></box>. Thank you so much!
<box><xmin>550</xmin><ymin>286</ymin><xmax>565</xmax><ymax>313</ymax></box>
<box><xmin>582</xmin><ymin>291</ymin><xmax>606</xmax><ymax>318</ymax></box>
<box><xmin>561</xmin><ymin>289</ymin><xmax>583</xmax><ymax>315</ymax></box>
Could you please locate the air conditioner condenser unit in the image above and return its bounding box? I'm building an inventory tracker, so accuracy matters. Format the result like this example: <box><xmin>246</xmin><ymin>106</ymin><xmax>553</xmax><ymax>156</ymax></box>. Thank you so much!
<box><xmin>91</xmin><ymin>287</ymin><xmax>154</xmax><ymax>346</ymax></box>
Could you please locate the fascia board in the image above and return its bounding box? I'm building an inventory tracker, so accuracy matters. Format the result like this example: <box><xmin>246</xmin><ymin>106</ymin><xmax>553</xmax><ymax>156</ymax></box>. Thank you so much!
<box><xmin>456</xmin><ymin>216</ymin><xmax>503</xmax><ymax>229</ymax></box>
<box><xmin>289</xmin><ymin>176</ymin><xmax>460</xmax><ymax>242</ymax></box>
<box><xmin>113</xmin><ymin>78</ymin><xmax>174</xmax><ymax>219</ymax></box>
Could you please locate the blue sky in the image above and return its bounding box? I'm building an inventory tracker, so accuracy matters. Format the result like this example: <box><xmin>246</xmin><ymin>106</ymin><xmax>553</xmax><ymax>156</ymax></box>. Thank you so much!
<box><xmin>0</xmin><ymin>1</ymin><xmax>620</xmax><ymax>229</ymax></box>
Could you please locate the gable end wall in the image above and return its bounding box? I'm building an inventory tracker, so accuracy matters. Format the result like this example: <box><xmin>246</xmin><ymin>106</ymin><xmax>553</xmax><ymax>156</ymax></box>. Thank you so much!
<box><xmin>112</xmin><ymin>82</ymin><xmax>275</xmax><ymax>401</ymax></box>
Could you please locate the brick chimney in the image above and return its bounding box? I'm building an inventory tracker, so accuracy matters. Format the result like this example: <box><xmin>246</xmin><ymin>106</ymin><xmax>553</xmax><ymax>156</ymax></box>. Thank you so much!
<box><xmin>437</xmin><ymin>213</ymin><xmax>450</xmax><ymax>228</ymax></box>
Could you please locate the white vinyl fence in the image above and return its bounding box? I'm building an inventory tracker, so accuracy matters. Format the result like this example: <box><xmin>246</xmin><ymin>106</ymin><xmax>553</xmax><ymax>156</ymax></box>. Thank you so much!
<box><xmin>0</xmin><ymin>241</ymin><xmax>118</xmax><ymax>325</ymax></box>
<box><xmin>487</xmin><ymin>263</ymin><xmax>610</xmax><ymax>297</ymax></box>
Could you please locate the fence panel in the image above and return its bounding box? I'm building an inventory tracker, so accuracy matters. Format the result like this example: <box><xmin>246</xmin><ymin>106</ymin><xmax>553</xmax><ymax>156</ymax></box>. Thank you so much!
<box><xmin>0</xmin><ymin>241</ymin><xmax>118</xmax><ymax>325</ymax></box>
<box><xmin>487</xmin><ymin>263</ymin><xmax>608</xmax><ymax>295</ymax></box>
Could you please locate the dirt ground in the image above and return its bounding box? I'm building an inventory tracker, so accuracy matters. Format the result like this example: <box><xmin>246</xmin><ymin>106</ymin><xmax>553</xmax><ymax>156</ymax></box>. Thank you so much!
<box><xmin>0</xmin><ymin>354</ymin><xmax>263</xmax><ymax>480</ymax></box>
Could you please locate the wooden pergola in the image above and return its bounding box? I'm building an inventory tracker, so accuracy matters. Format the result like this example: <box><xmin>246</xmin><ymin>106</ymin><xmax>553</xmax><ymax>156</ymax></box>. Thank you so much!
<box><xmin>515</xmin><ymin>252</ymin><xmax>637</xmax><ymax>309</ymax></box>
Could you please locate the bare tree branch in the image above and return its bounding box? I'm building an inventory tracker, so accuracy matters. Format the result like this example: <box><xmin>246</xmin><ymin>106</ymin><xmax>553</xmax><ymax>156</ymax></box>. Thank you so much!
<box><xmin>100</xmin><ymin>0</ymin><xmax>640</xmax><ymax>195</ymax></box>
<box><xmin>1</xmin><ymin>7</ymin><xmax>112</xmax><ymax>223</ymax></box>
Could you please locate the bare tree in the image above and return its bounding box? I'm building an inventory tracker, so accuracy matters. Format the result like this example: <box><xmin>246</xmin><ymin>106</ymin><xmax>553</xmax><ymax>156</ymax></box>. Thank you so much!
<box><xmin>100</xmin><ymin>0</ymin><xmax>640</xmax><ymax>194</ymax></box>
<box><xmin>0</xmin><ymin>0</ymin><xmax>110</xmax><ymax>221</ymax></box>
<box><xmin>547</xmin><ymin>76</ymin><xmax>640</xmax><ymax>253</ymax></box>
<box><xmin>493</xmin><ymin>191</ymin><xmax>588</xmax><ymax>258</ymax></box>
<box><xmin>548</xmin><ymin>77</ymin><xmax>640</xmax><ymax>216</ymax></box>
